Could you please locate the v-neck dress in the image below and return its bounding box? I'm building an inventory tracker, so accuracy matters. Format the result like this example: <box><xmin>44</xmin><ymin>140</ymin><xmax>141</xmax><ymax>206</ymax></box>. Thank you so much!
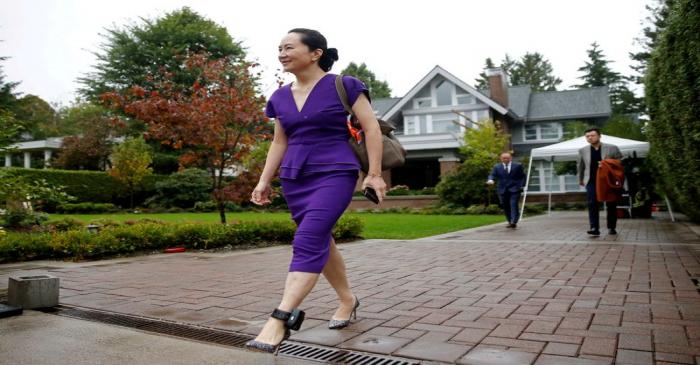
<box><xmin>265</xmin><ymin>74</ymin><xmax>369</xmax><ymax>273</ymax></box>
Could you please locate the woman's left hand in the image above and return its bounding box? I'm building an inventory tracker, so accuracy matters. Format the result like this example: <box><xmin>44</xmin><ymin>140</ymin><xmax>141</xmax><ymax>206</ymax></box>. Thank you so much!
<box><xmin>361</xmin><ymin>174</ymin><xmax>387</xmax><ymax>203</ymax></box>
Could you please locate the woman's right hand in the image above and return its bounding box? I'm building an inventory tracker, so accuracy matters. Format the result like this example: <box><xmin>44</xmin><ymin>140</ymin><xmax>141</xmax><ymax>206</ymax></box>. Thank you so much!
<box><xmin>250</xmin><ymin>181</ymin><xmax>272</xmax><ymax>205</ymax></box>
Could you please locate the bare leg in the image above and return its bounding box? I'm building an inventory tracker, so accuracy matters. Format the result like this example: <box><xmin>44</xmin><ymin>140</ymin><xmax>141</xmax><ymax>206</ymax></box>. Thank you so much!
<box><xmin>252</xmin><ymin>271</ymin><xmax>319</xmax><ymax>345</ymax></box>
<box><xmin>322</xmin><ymin>238</ymin><xmax>356</xmax><ymax>320</ymax></box>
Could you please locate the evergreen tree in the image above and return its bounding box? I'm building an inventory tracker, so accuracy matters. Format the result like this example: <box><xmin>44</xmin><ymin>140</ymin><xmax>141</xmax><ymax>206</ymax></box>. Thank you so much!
<box><xmin>475</xmin><ymin>53</ymin><xmax>561</xmax><ymax>91</ymax></box>
<box><xmin>510</xmin><ymin>52</ymin><xmax>561</xmax><ymax>91</ymax></box>
<box><xmin>629</xmin><ymin>0</ymin><xmax>674</xmax><ymax>85</ymax></box>
<box><xmin>0</xmin><ymin>54</ymin><xmax>20</xmax><ymax>112</ymax></box>
<box><xmin>474</xmin><ymin>58</ymin><xmax>496</xmax><ymax>89</ymax></box>
<box><xmin>576</xmin><ymin>42</ymin><xmax>622</xmax><ymax>87</ymax></box>
<box><xmin>576</xmin><ymin>42</ymin><xmax>642</xmax><ymax>115</ymax></box>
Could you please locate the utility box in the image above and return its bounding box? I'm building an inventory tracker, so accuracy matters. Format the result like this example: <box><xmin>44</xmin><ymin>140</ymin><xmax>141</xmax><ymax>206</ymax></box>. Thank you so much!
<box><xmin>8</xmin><ymin>275</ymin><xmax>60</xmax><ymax>309</ymax></box>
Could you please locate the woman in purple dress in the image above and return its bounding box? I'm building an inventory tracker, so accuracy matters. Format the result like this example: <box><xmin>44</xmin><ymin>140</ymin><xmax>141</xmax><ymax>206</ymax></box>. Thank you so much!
<box><xmin>246</xmin><ymin>28</ymin><xmax>387</xmax><ymax>354</ymax></box>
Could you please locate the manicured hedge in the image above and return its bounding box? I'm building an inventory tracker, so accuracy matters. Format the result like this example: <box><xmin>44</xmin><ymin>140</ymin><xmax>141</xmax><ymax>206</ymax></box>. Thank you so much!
<box><xmin>0</xmin><ymin>215</ymin><xmax>363</xmax><ymax>263</ymax></box>
<box><xmin>645</xmin><ymin>0</ymin><xmax>700</xmax><ymax>222</ymax></box>
<box><xmin>56</xmin><ymin>203</ymin><xmax>119</xmax><ymax>214</ymax></box>
<box><xmin>2</xmin><ymin>168</ymin><xmax>168</xmax><ymax>207</ymax></box>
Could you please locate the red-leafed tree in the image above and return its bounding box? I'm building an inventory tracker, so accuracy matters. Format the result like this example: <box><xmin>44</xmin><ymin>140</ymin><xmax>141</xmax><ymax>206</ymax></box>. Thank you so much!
<box><xmin>104</xmin><ymin>53</ymin><xmax>270</xmax><ymax>223</ymax></box>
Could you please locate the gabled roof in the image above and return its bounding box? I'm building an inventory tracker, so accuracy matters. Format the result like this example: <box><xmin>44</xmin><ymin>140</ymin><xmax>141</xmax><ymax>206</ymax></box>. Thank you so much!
<box><xmin>383</xmin><ymin>66</ymin><xmax>612</xmax><ymax>123</ymax></box>
<box><xmin>382</xmin><ymin>65</ymin><xmax>509</xmax><ymax>120</ymax></box>
<box><xmin>478</xmin><ymin>85</ymin><xmax>611</xmax><ymax>121</ymax></box>
<box><xmin>478</xmin><ymin>85</ymin><xmax>532</xmax><ymax>119</ymax></box>
<box><xmin>372</xmin><ymin>97</ymin><xmax>401</xmax><ymax>117</ymax></box>
<box><xmin>527</xmin><ymin>87</ymin><xmax>611</xmax><ymax>121</ymax></box>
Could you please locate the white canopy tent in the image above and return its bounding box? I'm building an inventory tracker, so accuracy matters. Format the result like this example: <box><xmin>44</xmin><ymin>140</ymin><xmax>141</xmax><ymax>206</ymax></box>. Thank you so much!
<box><xmin>520</xmin><ymin>135</ymin><xmax>655</xmax><ymax>218</ymax></box>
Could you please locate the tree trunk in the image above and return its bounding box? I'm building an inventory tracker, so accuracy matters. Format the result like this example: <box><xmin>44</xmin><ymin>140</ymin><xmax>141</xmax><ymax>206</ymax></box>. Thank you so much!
<box><xmin>217</xmin><ymin>199</ymin><xmax>227</xmax><ymax>224</ymax></box>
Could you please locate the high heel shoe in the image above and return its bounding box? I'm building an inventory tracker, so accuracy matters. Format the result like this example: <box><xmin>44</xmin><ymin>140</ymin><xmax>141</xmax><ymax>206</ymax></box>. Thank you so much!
<box><xmin>245</xmin><ymin>308</ymin><xmax>305</xmax><ymax>355</ymax></box>
<box><xmin>329</xmin><ymin>296</ymin><xmax>360</xmax><ymax>329</ymax></box>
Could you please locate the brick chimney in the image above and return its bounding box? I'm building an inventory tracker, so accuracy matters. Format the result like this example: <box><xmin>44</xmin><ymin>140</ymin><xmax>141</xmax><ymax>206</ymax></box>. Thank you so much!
<box><xmin>486</xmin><ymin>67</ymin><xmax>509</xmax><ymax>108</ymax></box>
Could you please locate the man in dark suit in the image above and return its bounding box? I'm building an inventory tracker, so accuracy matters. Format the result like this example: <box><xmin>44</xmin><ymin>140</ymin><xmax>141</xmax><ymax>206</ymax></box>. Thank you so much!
<box><xmin>487</xmin><ymin>152</ymin><xmax>526</xmax><ymax>228</ymax></box>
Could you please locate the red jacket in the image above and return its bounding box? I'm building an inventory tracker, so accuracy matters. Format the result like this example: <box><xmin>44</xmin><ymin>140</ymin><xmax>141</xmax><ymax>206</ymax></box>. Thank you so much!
<box><xmin>596</xmin><ymin>159</ymin><xmax>625</xmax><ymax>202</ymax></box>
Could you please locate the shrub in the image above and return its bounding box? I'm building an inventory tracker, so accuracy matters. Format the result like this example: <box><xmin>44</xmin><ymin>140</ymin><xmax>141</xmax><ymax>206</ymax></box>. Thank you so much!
<box><xmin>49</xmin><ymin>217</ymin><xmax>85</xmax><ymax>232</ymax></box>
<box><xmin>419</xmin><ymin>205</ymin><xmax>471</xmax><ymax>215</ymax></box>
<box><xmin>193</xmin><ymin>200</ymin><xmax>217</xmax><ymax>212</ymax></box>
<box><xmin>49</xmin><ymin>230</ymin><xmax>96</xmax><ymax>260</ymax></box>
<box><xmin>0</xmin><ymin>216</ymin><xmax>364</xmax><ymax>263</ymax></box>
<box><xmin>387</xmin><ymin>185</ymin><xmax>410</xmax><ymax>196</ymax></box>
<box><xmin>419</xmin><ymin>187</ymin><xmax>436</xmax><ymax>195</ymax></box>
<box><xmin>1</xmin><ymin>167</ymin><xmax>167</xmax><ymax>207</ymax></box>
<box><xmin>523</xmin><ymin>204</ymin><xmax>546</xmax><ymax>214</ymax></box>
<box><xmin>56</xmin><ymin>202</ymin><xmax>118</xmax><ymax>214</ymax></box>
<box><xmin>0</xmin><ymin>232</ymin><xmax>53</xmax><ymax>262</ymax></box>
<box><xmin>436</xmin><ymin>161</ymin><xmax>499</xmax><ymax>207</ymax></box>
<box><xmin>1</xmin><ymin>210</ymin><xmax>49</xmax><ymax>229</ymax></box>
<box><xmin>333</xmin><ymin>215</ymin><xmax>363</xmax><ymax>240</ymax></box>
<box><xmin>465</xmin><ymin>205</ymin><xmax>503</xmax><ymax>215</ymax></box>
<box><xmin>87</xmin><ymin>219</ymin><xmax>121</xmax><ymax>229</ymax></box>
<box><xmin>145</xmin><ymin>168</ymin><xmax>212</xmax><ymax>208</ymax></box>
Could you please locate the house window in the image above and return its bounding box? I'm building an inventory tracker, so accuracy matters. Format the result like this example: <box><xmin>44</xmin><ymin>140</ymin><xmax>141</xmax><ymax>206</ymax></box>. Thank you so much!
<box><xmin>525</xmin><ymin>124</ymin><xmax>538</xmax><ymax>140</ymax></box>
<box><xmin>540</xmin><ymin>122</ymin><xmax>560</xmax><ymax>139</ymax></box>
<box><xmin>527</xmin><ymin>161</ymin><xmax>585</xmax><ymax>193</ymax></box>
<box><xmin>414</xmin><ymin>98</ymin><xmax>432</xmax><ymax>109</ymax></box>
<box><xmin>432</xmin><ymin>116</ymin><xmax>460</xmax><ymax>133</ymax></box>
<box><xmin>456</xmin><ymin>94</ymin><xmax>474</xmax><ymax>105</ymax></box>
<box><xmin>476</xmin><ymin>109</ymin><xmax>490</xmax><ymax>123</ymax></box>
<box><xmin>404</xmin><ymin>117</ymin><xmax>419</xmax><ymax>134</ymax></box>
<box><xmin>564</xmin><ymin>175</ymin><xmax>580</xmax><ymax>191</ymax></box>
<box><xmin>523</xmin><ymin>122</ymin><xmax>562</xmax><ymax>141</ymax></box>
<box><xmin>528</xmin><ymin>164</ymin><xmax>541</xmax><ymax>192</ymax></box>
<box><xmin>435</xmin><ymin>80</ymin><xmax>453</xmax><ymax>106</ymax></box>
<box><xmin>542</xmin><ymin>163</ymin><xmax>561</xmax><ymax>192</ymax></box>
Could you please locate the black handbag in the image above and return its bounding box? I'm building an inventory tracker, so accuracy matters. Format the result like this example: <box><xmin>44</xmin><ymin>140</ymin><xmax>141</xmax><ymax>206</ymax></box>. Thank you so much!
<box><xmin>334</xmin><ymin>75</ymin><xmax>406</xmax><ymax>173</ymax></box>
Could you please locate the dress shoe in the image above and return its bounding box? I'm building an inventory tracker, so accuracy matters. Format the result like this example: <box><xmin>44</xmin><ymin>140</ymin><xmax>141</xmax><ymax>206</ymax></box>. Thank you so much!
<box><xmin>329</xmin><ymin>296</ymin><xmax>360</xmax><ymax>329</ymax></box>
<box><xmin>587</xmin><ymin>229</ymin><xmax>600</xmax><ymax>236</ymax></box>
<box><xmin>608</xmin><ymin>229</ymin><xmax>617</xmax><ymax>235</ymax></box>
<box><xmin>246</xmin><ymin>308</ymin><xmax>305</xmax><ymax>355</ymax></box>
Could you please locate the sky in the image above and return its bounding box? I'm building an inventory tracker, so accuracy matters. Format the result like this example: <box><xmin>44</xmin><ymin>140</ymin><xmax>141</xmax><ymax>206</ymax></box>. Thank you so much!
<box><xmin>1</xmin><ymin>0</ymin><xmax>651</xmax><ymax>108</ymax></box>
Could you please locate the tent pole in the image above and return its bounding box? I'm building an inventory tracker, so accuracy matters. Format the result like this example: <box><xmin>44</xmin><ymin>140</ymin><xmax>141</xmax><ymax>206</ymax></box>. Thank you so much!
<box><xmin>548</xmin><ymin>156</ymin><xmax>554</xmax><ymax>215</ymax></box>
<box><xmin>664</xmin><ymin>195</ymin><xmax>676</xmax><ymax>222</ymax></box>
<box><xmin>521</xmin><ymin>155</ymin><xmax>534</xmax><ymax>220</ymax></box>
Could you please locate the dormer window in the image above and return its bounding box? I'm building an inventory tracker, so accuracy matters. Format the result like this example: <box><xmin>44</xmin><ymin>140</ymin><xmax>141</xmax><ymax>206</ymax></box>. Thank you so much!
<box><xmin>435</xmin><ymin>80</ymin><xmax>453</xmax><ymax>106</ymax></box>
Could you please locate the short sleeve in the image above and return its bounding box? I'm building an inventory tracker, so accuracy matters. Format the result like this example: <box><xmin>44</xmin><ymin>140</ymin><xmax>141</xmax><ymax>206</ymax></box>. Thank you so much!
<box><xmin>264</xmin><ymin>98</ymin><xmax>276</xmax><ymax>118</ymax></box>
<box><xmin>342</xmin><ymin>75</ymin><xmax>370</xmax><ymax>107</ymax></box>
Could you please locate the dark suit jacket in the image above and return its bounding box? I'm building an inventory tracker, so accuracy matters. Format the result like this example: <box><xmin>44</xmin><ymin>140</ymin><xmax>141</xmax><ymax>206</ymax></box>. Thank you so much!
<box><xmin>488</xmin><ymin>162</ymin><xmax>526</xmax><ymax>195</ymax></box>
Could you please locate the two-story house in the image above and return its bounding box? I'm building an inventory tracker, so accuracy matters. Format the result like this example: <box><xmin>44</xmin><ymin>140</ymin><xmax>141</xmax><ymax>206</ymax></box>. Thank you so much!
<box><xmin>373</xmin><ymin>66</ymin><xmax>611</xmax><ymax>194</ymax></box>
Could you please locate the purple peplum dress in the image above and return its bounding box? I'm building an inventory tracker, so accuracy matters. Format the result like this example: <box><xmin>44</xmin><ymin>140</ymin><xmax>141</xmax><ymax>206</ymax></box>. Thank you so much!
<box><xmin>265</xmin><ymin>74</ymin><xmax>368</xmax><ymax>273</ymax></box>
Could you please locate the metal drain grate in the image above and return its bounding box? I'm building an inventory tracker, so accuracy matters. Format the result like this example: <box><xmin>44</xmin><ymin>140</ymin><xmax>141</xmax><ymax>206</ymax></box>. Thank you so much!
<box><xmin>56</xmin><ymin>306</ymin><xmax>251</xmax><ymax>348</ymax></box>
<box><xmin>54</xmin><ymin>305</ymin><xmax>419</xmax><ymax>365</ymax></box>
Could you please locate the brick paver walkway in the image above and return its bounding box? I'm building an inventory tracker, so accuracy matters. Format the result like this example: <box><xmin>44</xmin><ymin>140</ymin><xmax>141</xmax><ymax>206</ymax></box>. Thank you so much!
<box><xmin>2</xmin><ymin>212</ymin><xmax>700</xmax><ymax>364</ymax></box>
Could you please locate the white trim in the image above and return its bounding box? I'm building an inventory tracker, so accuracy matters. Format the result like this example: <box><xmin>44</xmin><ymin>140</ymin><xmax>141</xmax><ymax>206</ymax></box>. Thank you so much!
<box><xmin>458</xmin><ymin>114</ymin><xmax>467</xmax><ymax>132</ymax></box>
<box><xmin>413</xmin><ymin>97</ymin><xmax>432</xmax><ymax>109</ymax></box>
<box><xmin>522</xmin><ymin>122</ymin><xmax>563</xmax><ymax>142</ymax></box>
<box><xmin>456</xmin><ymin>94</ymin><xmax>475</xmax><ymax>105</ymax></box>
<box><xmin>526</xmin><ymin>161</ymin><xmax>586</xmax><ymax>193</ymax></box>
<box><xmin>426</xmin><ymin>115</ymin><xmax>433</xmax><ymax>134</ymax></box>
<box><xmin>404</xmin><ymin>116</ymin><xmax>416</xmax><ymax>135</ymax></box>
<box><xmin>382</xmin><ymin>65</ymin><xmax>509</xmax><ymax>121</ymax></box>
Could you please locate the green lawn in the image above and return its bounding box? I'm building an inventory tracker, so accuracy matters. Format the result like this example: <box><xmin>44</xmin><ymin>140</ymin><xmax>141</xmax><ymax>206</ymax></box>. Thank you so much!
<box><xmin>49</xmin><ymin>212</ymin><xmax>503</xmax><ymax>239</ymax></box>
